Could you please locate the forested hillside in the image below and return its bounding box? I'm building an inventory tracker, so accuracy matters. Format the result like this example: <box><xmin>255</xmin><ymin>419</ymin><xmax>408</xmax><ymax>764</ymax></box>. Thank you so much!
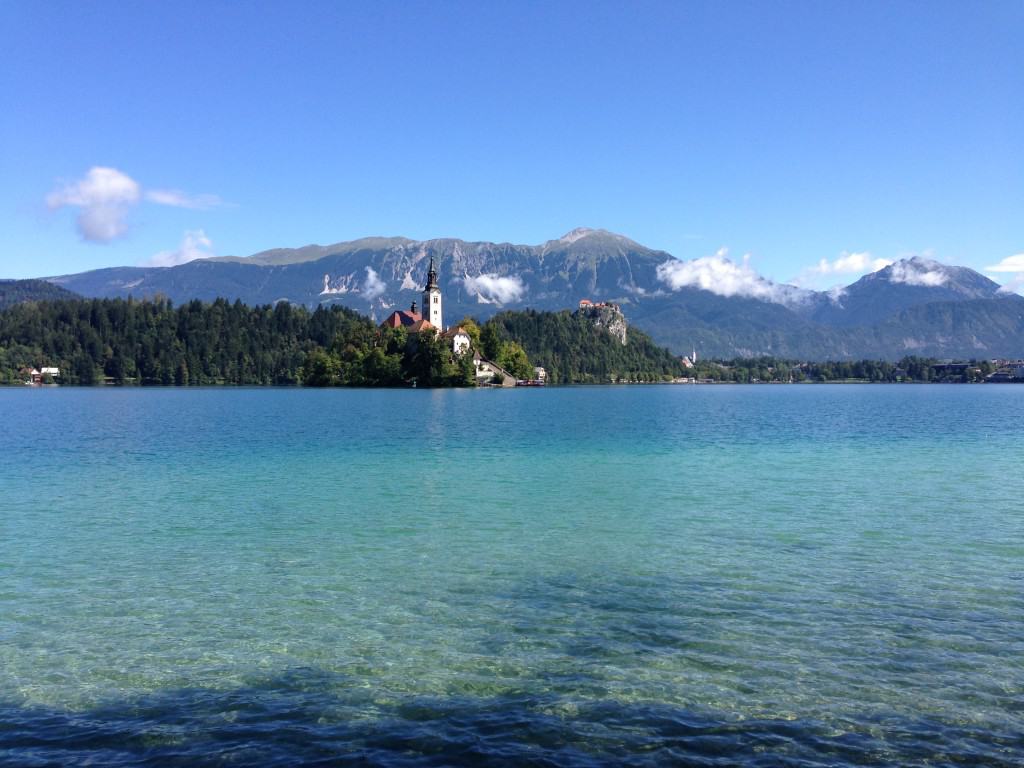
<box><xmin>0</xmin><ymin>297</ymin><xmax>480</xmax><ymax>387</ymax></box>
<box><xmin>0</xmin><ymin>298</ymin><xmax>691</xmax><ymax>387</ymax></box>
<box><xmin>0</xmin><ymin>279</ymin><xmax>80</xmax><ymax>310</ymax></box>
<box><xmin>485</xmin><ymin>309</ymin><xmax>686</xmax><ymax>383</ymax></box>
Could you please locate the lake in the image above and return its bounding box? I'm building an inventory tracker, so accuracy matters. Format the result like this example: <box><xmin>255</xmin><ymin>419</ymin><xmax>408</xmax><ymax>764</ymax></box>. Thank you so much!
<box><xmin>1</xmin><ymin>385</ymin><xmax>1022</xmax><ymax>766</ymax></box>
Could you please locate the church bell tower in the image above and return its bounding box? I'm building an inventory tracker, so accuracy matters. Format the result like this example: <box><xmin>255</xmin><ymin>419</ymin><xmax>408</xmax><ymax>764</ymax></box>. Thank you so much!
<box><xmin>422</xmin><ymin>256</ymin><xmax>443</xmax><ymax>329</ymax></box>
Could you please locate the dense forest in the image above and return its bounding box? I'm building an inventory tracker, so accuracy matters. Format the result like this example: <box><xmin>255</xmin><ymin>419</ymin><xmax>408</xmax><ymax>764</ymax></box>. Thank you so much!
<box><xmin>0</xmin><ymin>297</ymin><xmax>477</xmax><ymax>387</ymax></box>
<box><xmin>0</xmin><ymin>297</ymin><xmax>695</xmax><ymax>387</ymax></box>
<box><xmin>1</xmin><ymin>297</ymin><xmax>997</xmax><ymax>387</ymax></box>
<box><xmin>0</xmin><ymin>279</ymin><xmax>80</xmax><ymax>310</ymax></box>
<box><xmin>486</xmin><ymin>309</ymin><xmax>687</xmax><ymax>383</ymax></box>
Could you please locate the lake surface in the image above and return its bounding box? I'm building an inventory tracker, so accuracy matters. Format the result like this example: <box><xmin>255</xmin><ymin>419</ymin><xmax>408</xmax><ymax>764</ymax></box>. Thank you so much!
<box><xmin>1</xmin><ymin>385</ymin><xmax>1022</xmax><ymax>766</ymax></box>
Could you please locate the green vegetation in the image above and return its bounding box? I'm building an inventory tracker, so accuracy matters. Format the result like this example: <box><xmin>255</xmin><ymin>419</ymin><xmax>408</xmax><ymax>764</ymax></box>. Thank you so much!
<box><xmin>485</xmin><ymin>309</ymin><xmax>686</xmax><ymax>383</ymax></box>
<box><xmin>5</xmin><ymin>297</ymin><xmax>994</xmax><ymax>388</ymax></box>
<box><xmin>0</xmin><ymin>297</ymin><xmax>475</xmax><ymax>387</ymax></box>
<box><xmin>0</xmin><ymin>279</ymin><xmax>80</xmax><ymax>310</ymax></box>
<box><xmin>687</xmin><ymin>356</ymin><xmax>996</xmax><ymax>383</ymax></box>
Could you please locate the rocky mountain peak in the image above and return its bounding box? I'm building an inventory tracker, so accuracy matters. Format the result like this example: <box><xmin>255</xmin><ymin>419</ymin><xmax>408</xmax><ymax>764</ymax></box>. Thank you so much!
<box><xmin>874</xmin><ymin>256</ymin><xmax>1000</xmax><ymax>297</ymax></box>
<box><xmin>560</xmin><ymin>227</ymin><xmax>598</xmax><ymax>244</ymax></box>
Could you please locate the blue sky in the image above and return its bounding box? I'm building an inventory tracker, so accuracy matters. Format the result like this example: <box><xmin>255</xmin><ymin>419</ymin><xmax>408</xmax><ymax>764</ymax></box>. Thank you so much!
<box><xmin>2</xmin><ymin>0</ymin><xmax>1021</xmax><ymax>288</ymax></box>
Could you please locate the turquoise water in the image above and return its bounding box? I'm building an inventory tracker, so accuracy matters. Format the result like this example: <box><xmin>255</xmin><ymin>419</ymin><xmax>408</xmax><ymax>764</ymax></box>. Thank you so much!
<box><xmin>1</xmin><ymin>386</ymin><xmax>1022</xmax><ymax>766</ymax></box>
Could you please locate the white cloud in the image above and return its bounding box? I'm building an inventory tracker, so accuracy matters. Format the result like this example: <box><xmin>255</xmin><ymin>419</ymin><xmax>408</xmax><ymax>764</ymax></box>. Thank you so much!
<box><xmin>827</xmin><ymin>285</ymin><xmax>848</xmax><ymax>303</ymax></box>
<box><xmin>144</xmin><ymin>189</ymin><xmax>223</xmax><ymax>209</ymax></box>
<box><xmin>791</xmin><ymin>250</ymin><xmax>892</xmax><ymax>289</ymax></box>
<box><xmin>997</xmin><ymin>275</ymin><xmax>1024</xmax><ymax>295</ymax></box>
<box><xmin>656</xmin><ymin>248</ymin><xmax>808</xmax><ymax>305</ymax></box>
<box><xmin>47</xmin><ymin>166</ymin><xmax>223</xmax><ymax>243</ymax></box>
<box><xmin>47</xmin><ymin>166</ymin><xmax>141</xmax><ymax>242</ymax></box>
<box><xmin>985</xmin><ymin>254</ymin><xmax>1024</xmax><ymax>295</ymax></box>
<box><xmin>810</xmin><ymin>251</ymin><xmax>892</xmax><ymax>276</ymax></box>
<box><xmin>985</xmin><ymin>253</ymin><xmax>1024</xmax><ymax>273</ymax></box>
<box><xmin>146</xmin><ymin>229</ymin><xmax>215</xmax><ymax>267</ymax></box>
<box><xmin>463</xmin><ymin>273</ymin><xmax>526</xmax><ymax>304</ymax></box>
<box><xmin>887</xmin><ymin>258</ymin><xmax>948</xmax><ymax>287</ymax></box>
<box><xmin>361</xmin><ymin>267</ymin><xmax>386</xmax><ymax>300</ymax></box>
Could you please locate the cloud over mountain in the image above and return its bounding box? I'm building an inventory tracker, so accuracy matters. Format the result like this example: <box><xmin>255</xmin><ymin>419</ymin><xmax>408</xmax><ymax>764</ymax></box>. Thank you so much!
<box><xmin>463</xmin><ymin>273</ymin><xmax>526</xmax><ymax>304</ymax></box>
<box><xmin>361</xmin><ymin>267</ymin><xmax>386</xmax><ymax>300</ymax></box>
<box><xmin>807</xmin><ymin>251</ymin><xmax>892</xmax><ymax>277</ymax></box>
<box><xmin>656</xmin><ymin>249</ymin><xmax>806</xmax><ymax>305</ymax></box>
<box><xmin>986</xmin><ymin>253</ymin><xmax>1024</xmax><ymax>294</ymax></box>
<box><xmin>146</xmin><ymin>229</ymin><xmax>215</xmax><ymax>267</ymax></box>
<box><xmin>887</xmin><ymin>258</ymin><xmax>948</xmax><ymax>287</ymax></box>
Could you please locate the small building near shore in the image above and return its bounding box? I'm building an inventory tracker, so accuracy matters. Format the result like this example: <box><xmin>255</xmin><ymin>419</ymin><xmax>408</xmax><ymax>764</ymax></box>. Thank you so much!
<box><xmin>442</xmin><ymin>326</ymin><xmax>472</xmax><ymax>356</ymax></box>
<box><xmin>473</xmin><ymin>352</ymin><xmax>517</xmax><ymax>386</ymax></box>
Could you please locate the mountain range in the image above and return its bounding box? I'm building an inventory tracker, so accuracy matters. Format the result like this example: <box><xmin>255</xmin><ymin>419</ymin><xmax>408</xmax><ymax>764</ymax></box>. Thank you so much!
<box><xmin>35</xmin><ymin>228</ymin><xmax>1024</xmax><ymax>360</ymax></box>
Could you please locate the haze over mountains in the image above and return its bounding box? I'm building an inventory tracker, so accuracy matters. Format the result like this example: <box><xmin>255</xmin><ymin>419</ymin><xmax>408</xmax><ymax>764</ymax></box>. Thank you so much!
<box><xmin>39</xmin><ymin>228</ymin><xmax>1024</xmax><ymax>360</ymax></box>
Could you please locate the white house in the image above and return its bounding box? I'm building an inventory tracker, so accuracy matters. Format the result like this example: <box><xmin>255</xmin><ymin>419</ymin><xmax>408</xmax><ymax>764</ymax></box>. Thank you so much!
<box><xmin>443</xmin><ymin>326</ymin><xmax>472</xmax><ymax>356</ymax></box>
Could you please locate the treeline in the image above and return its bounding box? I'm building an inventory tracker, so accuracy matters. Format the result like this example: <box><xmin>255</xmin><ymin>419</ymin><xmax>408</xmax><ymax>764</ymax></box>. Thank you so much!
<box><xmin>0</xmin><ymin>297</ymin><xmax>478</xmax><ymax>387</ymax></box>
<box><xmin>690</xmin><ymin>356</ymin><xmax>996</xmax><ymax>383</ymax></box>
<box><xmin>11</xmin><ymin>297</ymin><xmax>976</xmax><ymax>389</ymax></box>
<box><xmin>486</xmin><ymin>309</ymin><xmax>686</xmax><ymax>383</ymax></box>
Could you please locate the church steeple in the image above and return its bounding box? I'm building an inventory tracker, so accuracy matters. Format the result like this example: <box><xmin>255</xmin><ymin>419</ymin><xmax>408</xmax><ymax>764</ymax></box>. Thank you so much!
<box><xmin>425</xmin><ymin>256</ymin><xmax>438</xmax><ymax>290</ymax></box>
<box><xmin>422</xmin><ymin>256</ymin><xmax>443</xmax><ymax>330</ymax></box>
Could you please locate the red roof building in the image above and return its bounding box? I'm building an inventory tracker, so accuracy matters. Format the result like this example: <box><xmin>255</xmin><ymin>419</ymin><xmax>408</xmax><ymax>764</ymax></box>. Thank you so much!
<box><xmin>406</xmin><ymin>318</ymin><xmax>435</xmax><ymax>334</ymax></box>
<box><xmin>380</xmin><ymin>300</ymin><xmax>435</xmax><ymax>333</ymax></box>
<box><xmin>380</xmin><ymin>300</ymin><xmax>424</xmax><ymax>329</ymax></box>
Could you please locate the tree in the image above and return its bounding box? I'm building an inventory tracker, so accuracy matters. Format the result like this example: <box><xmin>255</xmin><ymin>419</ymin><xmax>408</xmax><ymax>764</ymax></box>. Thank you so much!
<box><xmin>480</xmin><ymin>322</ymin><xmax>504</xmax><ymax>361</ymax></box>
<box><xmin>73</xmin><ymin>352</ymin><xmax>97</xmax><ymax>385</ymax></box>
<box><xmin>455</xmin><ymin>349</ymin><xmax>476</xmax><ymax>387</ymax></box>
<box><xmin>497</xmin><ymin>341</ymin><xmax>532</xmax><ymax>379</ymax></box>
<box><xmin>302</xmin><ymin>349</ymin><xmax>340</xmax><ymax>386</ymax></box>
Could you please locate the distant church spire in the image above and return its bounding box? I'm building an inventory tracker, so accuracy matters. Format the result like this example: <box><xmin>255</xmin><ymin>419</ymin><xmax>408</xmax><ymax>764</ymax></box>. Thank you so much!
<box><xmin>425</xmin><ymin>256</ymin><xmax>439</xmax><ymax>290</ymax></box>
<box><xmin>422</xmin><ymin>255</ymin><xmax>443</xmax><ymax>330</ymax></box>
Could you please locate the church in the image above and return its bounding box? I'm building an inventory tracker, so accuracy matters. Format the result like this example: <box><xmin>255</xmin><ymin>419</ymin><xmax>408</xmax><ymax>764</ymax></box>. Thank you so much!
<box><xmin>380</xmin><ymin>256</ymin><xmax>448</xmax><ymax>333</ymax></box>
<box><xmin>379</xmin><ymin>257</ymin><xmax>517</xmax><ymax>385</ymax></box>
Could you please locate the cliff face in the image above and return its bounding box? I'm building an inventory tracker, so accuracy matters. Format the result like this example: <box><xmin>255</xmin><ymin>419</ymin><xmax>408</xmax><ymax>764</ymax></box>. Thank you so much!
<box><xmin>579</xmin><ymin>304</ymin><xmax>628</xmax><ymax>345</ymax></box>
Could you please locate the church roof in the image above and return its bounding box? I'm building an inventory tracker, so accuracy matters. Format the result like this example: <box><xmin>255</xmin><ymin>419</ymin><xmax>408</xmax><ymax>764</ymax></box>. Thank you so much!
<box><xmin>380</xmin><ymin>310</ymin><xmax>421</xmax><ymax>329</ymax></box>
<box><xmin>407</xmin><ymin>318</ymin><xmax>435</xmax><ymax>333</ymax></box>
